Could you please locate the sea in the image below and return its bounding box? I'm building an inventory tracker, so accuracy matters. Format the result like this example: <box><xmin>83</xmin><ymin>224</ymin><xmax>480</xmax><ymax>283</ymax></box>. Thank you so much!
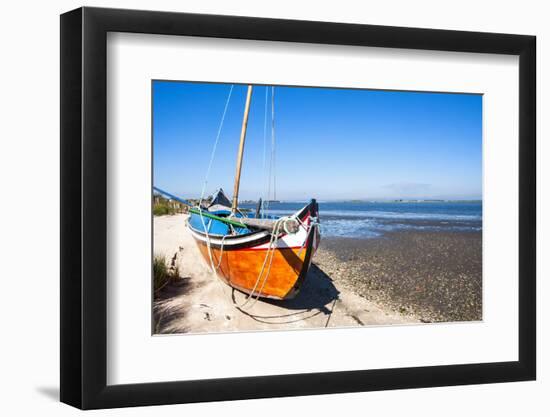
<box><xmin>240</xmin><ymin>201</ymin><xmax>482</xmax><ymax>239</ymax></box>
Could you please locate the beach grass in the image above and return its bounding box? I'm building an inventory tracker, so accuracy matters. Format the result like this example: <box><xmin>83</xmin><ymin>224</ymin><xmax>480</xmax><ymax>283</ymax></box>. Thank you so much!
<box><xmin>153</xmin><ymin>255</ymin><xmax>179</xmax><ymax>293</ymax></box>
<box><xmin>153</xmin><ymin>203</ymin><xmax>177</xmax><ymax>216</ymax></box>
<box><xmin>153</xmin><ymin>194</ymin><xmax>187</xmax><ymax>216</ymax></box>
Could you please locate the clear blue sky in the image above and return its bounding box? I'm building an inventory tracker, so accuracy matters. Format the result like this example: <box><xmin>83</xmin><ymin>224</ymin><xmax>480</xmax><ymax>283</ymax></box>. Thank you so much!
<box><xmin>153</xmin><ymin>81</ymin><xmax>482</xmax><ymax>201</ymax></box>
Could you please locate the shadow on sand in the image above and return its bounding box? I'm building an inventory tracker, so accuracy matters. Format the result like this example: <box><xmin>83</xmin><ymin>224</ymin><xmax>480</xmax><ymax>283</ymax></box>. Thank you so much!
<box><xmin>153</xmin><ymin>263</ymin><xmax>340</xmax><ymax>331</ymax></box>
<box><xmin>232</xmin><ymin>264</ymin><xmax>341</xmax><ymax>326</ymax></box>
<box><xmin>153</xmin><ymin>277</ymin><xmax>196</xmax><ymax>333</ymax></box>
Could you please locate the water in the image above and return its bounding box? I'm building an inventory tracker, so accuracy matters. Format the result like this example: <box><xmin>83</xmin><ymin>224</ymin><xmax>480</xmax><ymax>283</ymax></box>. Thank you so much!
<box><xmin>240</xmin><ymin>201</ymin><xmax>482</xmax><ymax>239</ymax></box>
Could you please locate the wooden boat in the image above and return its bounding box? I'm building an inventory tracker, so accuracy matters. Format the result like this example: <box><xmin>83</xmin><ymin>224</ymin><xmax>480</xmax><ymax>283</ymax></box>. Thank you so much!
<box><xmin>156</xmin><ymin>84</ymin><xmax>320</xmax><ymax>300</ymax></box>
<box><xmin>187</xmin><ymin>189</ymin><xmax>320</xmax><ymax>300</ymax></box>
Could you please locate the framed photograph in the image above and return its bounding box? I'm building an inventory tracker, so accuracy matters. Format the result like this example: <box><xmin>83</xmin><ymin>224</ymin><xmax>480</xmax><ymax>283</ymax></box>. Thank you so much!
<box><xmin>60</xmin><ymin>6</ymin><xmax>536</xmax><ymax>409</ymax></box>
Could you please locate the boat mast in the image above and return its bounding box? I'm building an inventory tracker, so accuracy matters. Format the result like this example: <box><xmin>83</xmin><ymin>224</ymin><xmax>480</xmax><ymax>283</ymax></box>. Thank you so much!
<box><xmin>231</xmin><ymin>85</ymin><xmax>253</xmax><ymax>214</ymax></box>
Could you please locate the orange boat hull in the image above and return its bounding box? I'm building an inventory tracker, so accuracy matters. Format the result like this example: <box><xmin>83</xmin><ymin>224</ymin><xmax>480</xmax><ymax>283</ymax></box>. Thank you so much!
<box><xmin>195</xmin><ymin>242</ymin><xmax>312</xmax><ymax>299</ymax></box>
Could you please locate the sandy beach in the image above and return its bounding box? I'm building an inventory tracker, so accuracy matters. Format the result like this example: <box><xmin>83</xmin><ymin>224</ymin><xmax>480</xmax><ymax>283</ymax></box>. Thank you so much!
<box><xmin>153</xmin><ymin>214</ymin><xmax>420</xmax><ymax>334</ymax></box>
<box><xmin>153</xmin><ymin>212</ymin><xmax>482</xmax><ymax>333</ymax></box>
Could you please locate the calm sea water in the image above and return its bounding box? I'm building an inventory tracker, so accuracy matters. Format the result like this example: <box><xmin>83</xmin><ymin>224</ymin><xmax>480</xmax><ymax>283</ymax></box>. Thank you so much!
<box><xmin>241</xmin><ymin>201</ymin><xmax>482</xmax><ymax>239</ymax></box>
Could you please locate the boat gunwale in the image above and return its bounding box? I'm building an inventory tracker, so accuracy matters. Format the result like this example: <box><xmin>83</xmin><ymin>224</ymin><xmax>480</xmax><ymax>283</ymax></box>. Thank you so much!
<box><xmin>186</xmin><ymin>201</ymin><xmax>314</xmax><ymax>249</ymax></box>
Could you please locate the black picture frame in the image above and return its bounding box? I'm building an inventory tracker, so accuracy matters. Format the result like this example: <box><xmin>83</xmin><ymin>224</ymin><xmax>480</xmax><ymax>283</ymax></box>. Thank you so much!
<box><xmin>60</xmin><ymin>6</ymin><xmax>536</xmax><ymax>410</ymax></box>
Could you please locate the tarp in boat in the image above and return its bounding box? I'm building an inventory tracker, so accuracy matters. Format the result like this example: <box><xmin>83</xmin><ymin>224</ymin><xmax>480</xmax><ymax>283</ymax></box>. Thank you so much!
<box><xmin>207</xmin><ymin>188</ymin><xmax>232</xmax><ymax>212</ymax></box>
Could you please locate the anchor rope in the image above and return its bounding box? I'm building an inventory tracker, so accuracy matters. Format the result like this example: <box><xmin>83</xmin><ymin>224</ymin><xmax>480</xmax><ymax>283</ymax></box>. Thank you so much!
<box><xmin>249</xmin><ymin>215</ymin><xmax>320</xmax><ymax>308</ymax></box>
<box><xmin>234</xmin><ymin>215</ymin><xmax>294</xmax><ymax>309</ymax></box>
<box><xmin>196</xmin><ymin>209</ymin><xmax>233</xmax><ymax>300</ymax></box>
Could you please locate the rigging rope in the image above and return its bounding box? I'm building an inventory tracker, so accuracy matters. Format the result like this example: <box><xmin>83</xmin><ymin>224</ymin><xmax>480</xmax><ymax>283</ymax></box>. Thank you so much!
<box><xmin>272</xmin><ymin>86</ymin><xmax>276</xmax><ymax>202</ymax></box>
<box><xmin>260</xmin><ymin>86</ymin><xmax>269</xmax><ymax>218</ymax></box>
<box><xmin>199</xmin><ymin>84</ymin><xmax>234</xmax><ymax>207</ymax></box>
<box><xmin>264</xmin><ymin>86</ymin><xmax>277</xmax><ymax>215</ymax></box>
<box><xmin>193</xmin><ymin>84</ymin><xmax>306</xmax><ymax>311</ymax></box>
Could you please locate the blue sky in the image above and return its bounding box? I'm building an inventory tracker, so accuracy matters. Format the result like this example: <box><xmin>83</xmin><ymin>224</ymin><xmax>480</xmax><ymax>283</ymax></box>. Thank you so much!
<box><xmin>153</xmin><ymin>81</ymin><xmax>482</xmax><ymax>201</ymax></box>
